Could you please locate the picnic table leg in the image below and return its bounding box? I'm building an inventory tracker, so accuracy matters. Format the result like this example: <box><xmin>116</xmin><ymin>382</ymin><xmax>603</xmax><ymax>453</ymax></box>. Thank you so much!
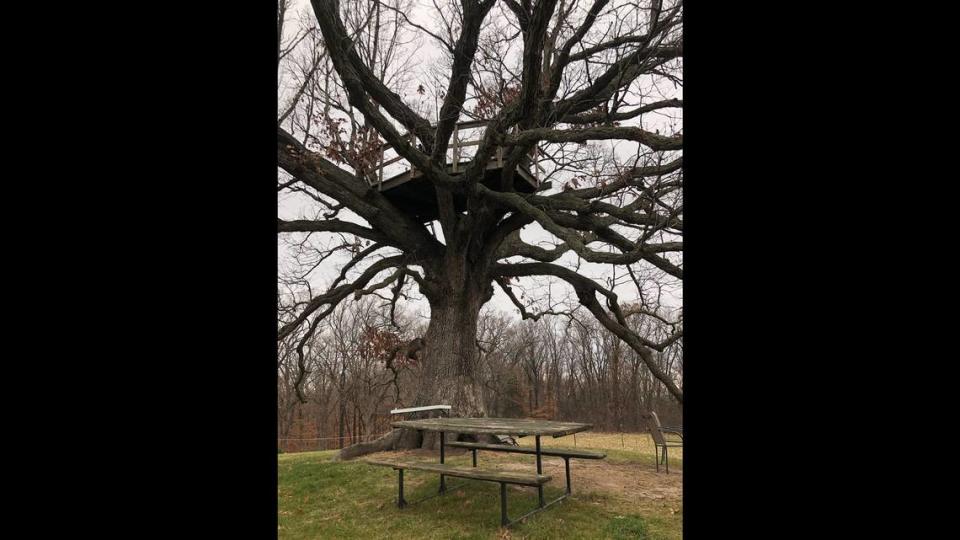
<box><xmin>439</xmin><ymin>431</ymin><xmax>446</xmax><ymax>493</ymax></box>
<box><xmin>564</xmin><ymin>457</ymin><xmax>571</xmax><ymax>495</ymax></box>
<box><xmin>397</xmin><ymin>469</ymin><xmax>407</xmax><ymax>508</ymax></box>
<box><xmin>500</xmin><ymin>482</ymin><xmax>508</xmax><ymax>526</ymax></box>
<box><xmin>535</xmin><ymin>435</ymin><xmax>544</xmax><ymax>508</ymax></box>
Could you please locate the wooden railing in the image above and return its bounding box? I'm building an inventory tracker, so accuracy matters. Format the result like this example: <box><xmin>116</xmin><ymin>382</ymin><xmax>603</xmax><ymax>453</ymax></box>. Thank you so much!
<box><xmin>366</xmin><ymin>120</ymin><xmax>545</xmax><ymax>189</ymax></box>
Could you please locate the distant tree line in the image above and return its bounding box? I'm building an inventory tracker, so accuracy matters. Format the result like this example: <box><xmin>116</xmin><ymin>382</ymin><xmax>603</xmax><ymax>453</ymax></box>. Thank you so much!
<box><xmin>278</xmin><ymin>296</ymin><xmax>681</xmax><ymax>451</ymax></box>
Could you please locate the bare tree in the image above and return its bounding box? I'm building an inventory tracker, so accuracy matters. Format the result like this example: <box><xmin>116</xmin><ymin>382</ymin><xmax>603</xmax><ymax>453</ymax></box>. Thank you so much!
<box><xmin>278</xmin><ymin>0</ymin><xmax>682</xmax><ymax>456</ymax></box>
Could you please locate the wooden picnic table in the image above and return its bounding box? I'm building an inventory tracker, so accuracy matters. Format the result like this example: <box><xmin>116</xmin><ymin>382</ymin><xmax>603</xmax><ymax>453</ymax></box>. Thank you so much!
<box><xmin>385</xmin><ymin>417</ymin><xmax>598</xmax><ymax>525</ymax></box>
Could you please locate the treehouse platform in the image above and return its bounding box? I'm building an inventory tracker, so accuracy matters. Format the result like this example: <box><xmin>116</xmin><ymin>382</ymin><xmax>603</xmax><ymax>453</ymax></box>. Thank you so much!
<box><xmin>366</xmin><ymin>120</ymin><xmax>546</xmax><ymax>223</ymax></box>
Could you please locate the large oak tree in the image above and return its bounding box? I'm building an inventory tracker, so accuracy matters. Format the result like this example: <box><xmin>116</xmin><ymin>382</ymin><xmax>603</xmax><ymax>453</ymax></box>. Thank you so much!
<box><xmin>278</xmin><ymin>0</ymin><xmax>682</xmax><ymax>456</ymax></box>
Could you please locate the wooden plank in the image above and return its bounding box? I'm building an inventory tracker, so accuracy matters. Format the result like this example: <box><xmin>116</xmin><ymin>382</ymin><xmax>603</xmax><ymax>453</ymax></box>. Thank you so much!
<box><xmin>377</xmin><ymin>161</ymin><xmax>540</xmax><ymax>197</ymax></box>
<box><xmin>454</xmin><ymin>119</ymin><xmax>489</xmax><ymax>130</ymax></box>
<box><xmin>390</xmin><ymin>417</ymin><xmax>593</xmax><ymax>438</ymax></box>
<box><xmin>390</xmin><ymin>405</ymin><xmax>451</xmax><ymax>415</ymax></box>
<box><xmin>378</xmin><ymin>142</ymin><xmax>394</xmax><ymax>152</ymax></box>
<box><xmin>364</xmin><ymin>460</ymin><xmax>551</xmax><ymax>486</ymax></box>
<box><xmin>515</xmin><ymin>166</ymin><xmax>540</xmax><ymax>189</ymax></box>
<box><xmin>379</xmin><ymin>154</ymin><xmax>405</xmax><ymax>168</ymax></box>
<box><xmin>446</xmin><ymin>441</ymin><xmax>606</xmax><ymax>459</ymax></box>
<box><xmin>374</xmin><ymin>119</ymin><xmax>488</xmax><ymax>153</ymax></box>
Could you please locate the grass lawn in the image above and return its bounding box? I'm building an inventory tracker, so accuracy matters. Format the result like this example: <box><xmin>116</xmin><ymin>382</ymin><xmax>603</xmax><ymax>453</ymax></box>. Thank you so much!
<box><xmin>278</xmin><ymin>432</ymin><xmax>682</xmax><ymax>539</ymax></box>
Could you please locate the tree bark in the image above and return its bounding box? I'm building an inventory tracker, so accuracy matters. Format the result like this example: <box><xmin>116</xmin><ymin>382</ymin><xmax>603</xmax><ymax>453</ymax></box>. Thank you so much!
<box><xmin>335</xmin><ymin>256</ymin><xmax>500</xmax><ymax>459</ymax></box>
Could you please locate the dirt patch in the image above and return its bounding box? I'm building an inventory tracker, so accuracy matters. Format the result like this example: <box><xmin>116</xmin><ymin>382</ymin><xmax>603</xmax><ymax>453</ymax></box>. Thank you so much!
<box><xmin>362</xmin><ymin>449</ymin><xmax>681</xmax><ymax>503</ymax></box>
<box><xmin>499</xmin><ymin>454</ymin><xmax>681</xmax><ymax>502</ymax></box>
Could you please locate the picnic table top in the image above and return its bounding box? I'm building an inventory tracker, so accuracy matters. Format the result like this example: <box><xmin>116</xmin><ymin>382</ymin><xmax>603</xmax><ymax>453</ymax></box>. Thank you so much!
<box><xmin>390</xmin><ymin>417</ymin><xmax>592</xmax><ymax>437</ymax></box>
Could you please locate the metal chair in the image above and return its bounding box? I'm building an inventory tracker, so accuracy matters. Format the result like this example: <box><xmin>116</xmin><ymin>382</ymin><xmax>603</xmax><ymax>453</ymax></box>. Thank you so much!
<box><xmin>644</xmin><ymin>411</ymin><xmax>683</xmax><ymax>473</ymax></box>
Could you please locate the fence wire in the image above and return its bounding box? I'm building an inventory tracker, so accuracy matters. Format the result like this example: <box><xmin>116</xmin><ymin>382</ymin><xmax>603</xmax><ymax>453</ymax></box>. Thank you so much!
<box><xmin>278</xmin><ymin>432</ymin><xmax>393</xmax><ymax>453</ymax></box>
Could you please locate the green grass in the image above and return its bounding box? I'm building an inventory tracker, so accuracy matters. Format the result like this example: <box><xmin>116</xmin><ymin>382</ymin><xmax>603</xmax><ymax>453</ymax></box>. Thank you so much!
<box><xmin>279</xmin><ymin>444</ymin><xmax>681</xmax><ymax>539</ymax></box>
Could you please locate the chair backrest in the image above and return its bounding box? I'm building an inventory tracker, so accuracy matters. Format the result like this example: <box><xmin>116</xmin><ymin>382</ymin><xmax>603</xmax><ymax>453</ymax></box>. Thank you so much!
<box><xmin>642</xmin><ymin>411</ymin><xmax>666</xmax><ymax>446</ymax></box>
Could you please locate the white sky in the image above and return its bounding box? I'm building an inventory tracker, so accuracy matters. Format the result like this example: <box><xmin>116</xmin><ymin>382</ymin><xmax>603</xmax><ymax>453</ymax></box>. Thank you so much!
<box><xmin>278</xmin><ymin>0</ymin><xmax>682</xmax><ymax>323</ymax></box>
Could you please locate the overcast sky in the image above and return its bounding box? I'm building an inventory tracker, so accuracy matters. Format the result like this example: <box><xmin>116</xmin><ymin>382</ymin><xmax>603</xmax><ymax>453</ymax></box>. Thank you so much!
<box><xmin>278</xmin><ymin>0</ymin><xmax>682</xmax><ymax>323</ymax></box>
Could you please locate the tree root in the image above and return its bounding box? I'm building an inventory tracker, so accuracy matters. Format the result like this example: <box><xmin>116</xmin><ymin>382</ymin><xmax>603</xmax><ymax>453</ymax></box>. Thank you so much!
<box><xmin>335</xmin><ymin>429</ymin><xmax>502</xmax><ymax>460</ymax></box>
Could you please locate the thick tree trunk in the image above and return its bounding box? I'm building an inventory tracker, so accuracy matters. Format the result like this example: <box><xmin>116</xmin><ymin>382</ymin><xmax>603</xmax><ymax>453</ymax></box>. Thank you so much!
<box><xmin>417</xmin><ymin>290</ymin><xmax>499</xmax><ymax>450</ymax></box>
<box><xmin>417</xmin><ymin>294</ymin><xmax>486</xmax><ymax>416</ymax></box>
<box><xmin>335</xmin><ymin>262</ymin><xmax>500</xmax><ymax>460</ymax></box>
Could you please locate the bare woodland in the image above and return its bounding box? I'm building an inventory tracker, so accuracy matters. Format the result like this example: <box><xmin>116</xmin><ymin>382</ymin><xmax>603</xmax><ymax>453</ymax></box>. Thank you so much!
<box><xmin>278</xmin><ymin>299</ymin><xmax>681</xmax><ymax>452</ymax></box>
<box><xmin>277</xmin><ymin>0</ymin><xmax>683</xmax><ymax>457</ymax></box>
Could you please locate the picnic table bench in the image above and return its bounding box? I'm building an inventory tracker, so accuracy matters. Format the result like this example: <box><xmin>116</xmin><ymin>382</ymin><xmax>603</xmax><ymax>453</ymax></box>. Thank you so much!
<box><xmin>445</xmin><ymin>441</ymin><xmax>605</xmax><ymax>495</ymax></box>
<box><xmin>366</xmin><ymin>417</ymin><xmax>600</xmax><ymax>527</ymax></box>
<box><xmin>365</xmin><ymin>460</ymin><xmax>551</xmax><ymax>526</ymax></box>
